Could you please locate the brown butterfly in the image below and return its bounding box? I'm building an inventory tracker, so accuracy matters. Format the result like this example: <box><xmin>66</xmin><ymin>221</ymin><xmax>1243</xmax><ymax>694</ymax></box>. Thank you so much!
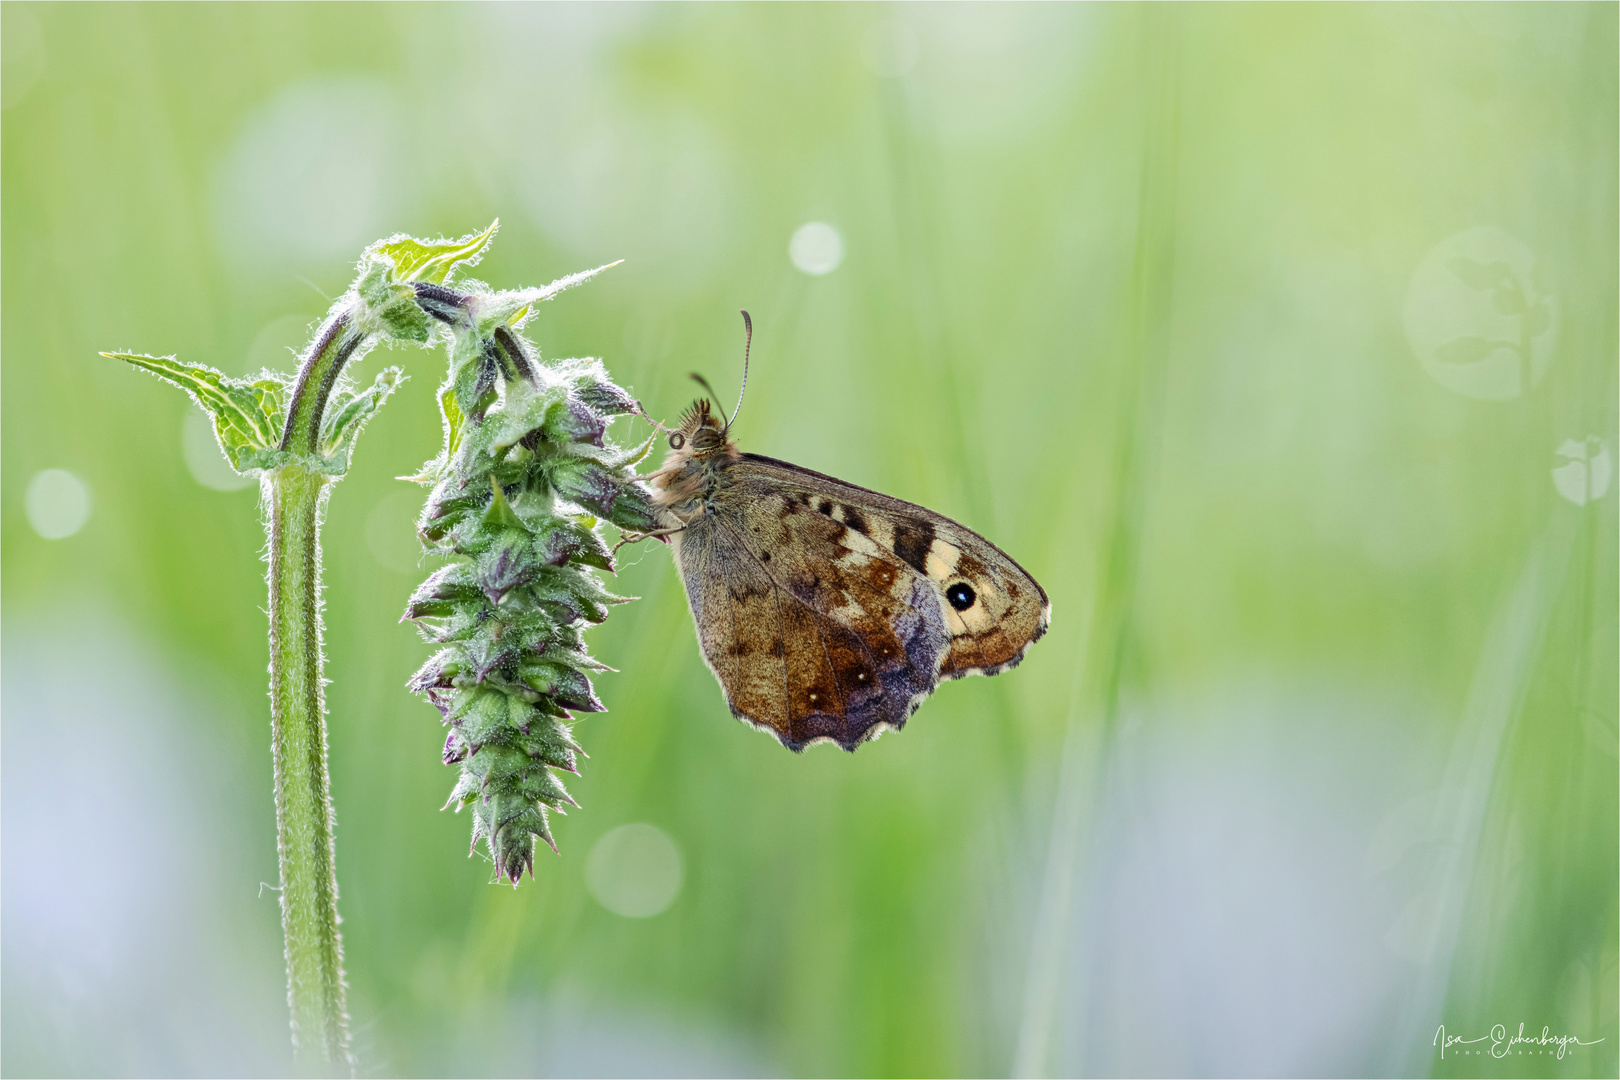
<box><xmin>634</xmin><ymin>313</ymin><xmax>1049</xmax><ymax>752</ymax></box>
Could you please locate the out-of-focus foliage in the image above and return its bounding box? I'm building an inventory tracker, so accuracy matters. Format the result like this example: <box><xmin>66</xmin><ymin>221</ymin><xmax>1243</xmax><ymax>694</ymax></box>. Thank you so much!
<box><xmin>1</xmin><ymin>4</ymin><xmax>1613</xmax><ymax>1078</ymax></box>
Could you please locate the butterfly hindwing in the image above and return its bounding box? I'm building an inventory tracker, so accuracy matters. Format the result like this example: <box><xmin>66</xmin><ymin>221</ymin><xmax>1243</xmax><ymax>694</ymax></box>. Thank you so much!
<box><xmin>737</xmin><ymin>487</ymin><xmax>949</xmax><ymax>745</ymax></box>
<box><xmin>677</xmin><ymin>513</ymin><xmax>882</xmax><ymax>750</ymax></box>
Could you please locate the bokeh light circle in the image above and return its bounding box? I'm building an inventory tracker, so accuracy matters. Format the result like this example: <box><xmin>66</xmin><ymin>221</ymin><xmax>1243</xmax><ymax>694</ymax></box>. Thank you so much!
<box><xmin>26</xmin><ymin>469</ymin><xmax>91</xmax><ymax>539</ymax></box>
<box><xmin>789</xmin><ymin>222</ymin><xmax>845</xmax><ymax>276</ymax></box>
<box><xmin>585</xmin><ymin>823</ymin><xmax>684</xmax><ymax>918</ymax></box>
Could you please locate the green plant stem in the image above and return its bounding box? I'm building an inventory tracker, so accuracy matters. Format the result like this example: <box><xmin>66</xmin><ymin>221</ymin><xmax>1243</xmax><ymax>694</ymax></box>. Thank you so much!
<box><xmin>266</xmin><ymin>461</ymin><xmax>349</xmax><ymax>1074</ymax></box>
<box><xmin>282</xmin><ymin>314</ymin><xmax>363</xmax><ymax>455</ymax></box>
<box><xmin>266</xmin><ymin>311</ymin><xmax>362</xmax><ymax>1075</ymax></box>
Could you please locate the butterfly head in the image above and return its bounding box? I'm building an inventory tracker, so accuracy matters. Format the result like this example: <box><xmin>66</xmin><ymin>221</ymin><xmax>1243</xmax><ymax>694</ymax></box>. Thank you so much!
<box><xmin>659</xmin><ymin>311</ymin><xmax>752</xmax><ymax>466</ymax></box>
<box><xmin>668</xmin><ymin>398</ymin><xmax>733</xmax><ymax>457</ymax></box>
<box><xmin>664</xmin><ymin>312</ymin><xmax>751</xmax><ymax>459</ymax></box>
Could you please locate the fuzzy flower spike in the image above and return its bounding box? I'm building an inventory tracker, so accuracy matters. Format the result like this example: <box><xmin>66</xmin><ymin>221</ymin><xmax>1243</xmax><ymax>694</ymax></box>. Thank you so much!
<box><xmin>402</xmin><ymin>250</ymin><xmax>655</xmax><ymax>885</ymax></box>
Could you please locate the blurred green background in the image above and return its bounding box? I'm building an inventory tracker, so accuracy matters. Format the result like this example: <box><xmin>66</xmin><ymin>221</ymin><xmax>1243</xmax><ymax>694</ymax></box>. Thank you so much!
<box><xmin>2</xmin><ymin>3</ymin><xmax>1615</xmax><ymax>1077</ymax></box>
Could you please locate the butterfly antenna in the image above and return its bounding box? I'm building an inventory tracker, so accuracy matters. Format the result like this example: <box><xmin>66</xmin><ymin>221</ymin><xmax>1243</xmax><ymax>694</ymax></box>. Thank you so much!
<box><xmin>688</xmin><ymin>372</ymin><xmax>730</xmax><ymax>430</ymax></box>
<box><xmin>726</xmin><ymin>310</ymin><xmax>752</xmax><ymax>436</ymax></box>
<box><xmin>687</xmin><ymin>311</ymin><xmax>752</xmax><ymax>434</ymax></box>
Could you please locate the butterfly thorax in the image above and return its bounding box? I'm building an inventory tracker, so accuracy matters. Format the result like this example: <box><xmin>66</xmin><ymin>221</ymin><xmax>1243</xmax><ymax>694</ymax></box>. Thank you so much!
<box><xmin>649</xmin><ymin>399</ymin><xmax>739</xmax><ymax>526</ymax></box>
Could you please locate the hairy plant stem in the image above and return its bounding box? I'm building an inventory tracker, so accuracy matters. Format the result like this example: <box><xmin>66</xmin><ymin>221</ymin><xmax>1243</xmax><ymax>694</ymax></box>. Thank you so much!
<box><xmin>112</xmin><ymin>231</ymin><xmax>487</xmax><ymax>1072</ymax></box>
<box><xmin>266</xmin><ymin>312</ymin><xmax>361</xmax><ymax>1075</ymax></box>
<box><xmin>266</xmin><ymin>463</ymin><xmax>347</xmax><ymax>1072</ymax></box>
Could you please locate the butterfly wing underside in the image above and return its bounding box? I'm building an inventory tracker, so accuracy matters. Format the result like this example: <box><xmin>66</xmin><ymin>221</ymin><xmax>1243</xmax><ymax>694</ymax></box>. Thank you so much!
<box><xmin>671</xmin><ymin>453</ymin><xmax>1049</xmax><ymax>751</ymax></box>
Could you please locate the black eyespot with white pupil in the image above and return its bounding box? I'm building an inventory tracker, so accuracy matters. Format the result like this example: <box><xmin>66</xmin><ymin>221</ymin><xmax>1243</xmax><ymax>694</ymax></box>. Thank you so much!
<box><xmin>668</xmin><ymin>432</ymin><xmax>685</xmax><ymax>449</ymax></box>
<box><xmin>946</xmin><ymin>582</ymin><xmax>976</xmax><ymax>611</ymax></box>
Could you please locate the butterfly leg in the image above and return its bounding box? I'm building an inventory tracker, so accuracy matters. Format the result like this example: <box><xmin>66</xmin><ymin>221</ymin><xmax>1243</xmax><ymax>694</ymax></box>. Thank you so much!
<box><xmin>631</xmin><ymin>400</ymin><xmax>676</xmax><ymax>436</ymax></box>
<box><xmin>610</xmin><ymin>522</ymin><xmax>689</xmax><ymax>555</ymax></box>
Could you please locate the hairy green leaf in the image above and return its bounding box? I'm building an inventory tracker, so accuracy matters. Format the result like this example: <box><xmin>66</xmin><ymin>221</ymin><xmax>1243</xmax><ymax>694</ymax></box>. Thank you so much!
<box><xmin>321</xmin><ymin>366</ymin><xmax>406</xmax><ymax>467</ymax></box>
<box><xmin>372</xmin><ymin>220</ymin><xmax>499</xmax><ymax>286</ymax></box>
<box><xmin>108</xmin><ymin>351</ymin><xmax>283</xmax><ymax>471</ymax></box>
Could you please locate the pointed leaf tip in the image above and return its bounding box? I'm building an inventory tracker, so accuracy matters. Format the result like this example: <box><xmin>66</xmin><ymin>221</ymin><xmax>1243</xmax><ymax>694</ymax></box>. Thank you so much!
<box><xmin>109</xmin><ymin>351</ymin><xmax>283</xmax><ymax>465</ymax></box>
<box><xmin>372</xmin><ymin>222</ymin><xmax>500</xmax><ymax>286</ymax></box>
<box><xmin>497</xmin><ymin>261</ymin><xmax>626</xmax><ymax>328</ymax></box>
<box><xmin>481</xmin><ymin>476</ymin><xmax>527</xmax><ymax>532</ymax></box>
<box><xmin>318</xmin><ymin>366</ymin><xmax>407</xmax><ymax>470</ymax></box>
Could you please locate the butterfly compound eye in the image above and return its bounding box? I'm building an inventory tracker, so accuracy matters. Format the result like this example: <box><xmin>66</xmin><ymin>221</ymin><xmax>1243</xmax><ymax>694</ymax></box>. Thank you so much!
<box><xmin>946</xmin><ymin>582</ymin><xmax>977</xmax><ymax>611</ymax></box>
<box><xmin>668</xmin><ymin>432</ymin><xmax>685</xmax><ymax>450</ymax></box>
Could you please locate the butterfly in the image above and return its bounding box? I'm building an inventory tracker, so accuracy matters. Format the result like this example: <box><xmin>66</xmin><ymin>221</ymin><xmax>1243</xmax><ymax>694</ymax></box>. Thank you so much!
<box><xmin>633</xmin><ymin>312</ymin><xmax>1049</xmax><ymax>752</ymax></box>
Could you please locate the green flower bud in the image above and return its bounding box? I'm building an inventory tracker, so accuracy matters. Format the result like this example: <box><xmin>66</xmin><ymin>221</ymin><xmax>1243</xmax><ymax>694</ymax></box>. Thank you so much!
<box><xmin>550</xmin><ymin>460</ymin><xmax>622</xmax><ymax>517</ymax></box>
<box><xmin>553</xmin><ymin>394</ymin><xmax>607</xmax><ymax>446</ymax></box>
<box><xmin>574</xmin><ymin>378</ymin><xmax>638</xmax><ymax>417</ymax></box>
<box><xmin>606</xmin><ymin>483</ymin><xmax>659</xmax><ymax>533</ymax></box>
